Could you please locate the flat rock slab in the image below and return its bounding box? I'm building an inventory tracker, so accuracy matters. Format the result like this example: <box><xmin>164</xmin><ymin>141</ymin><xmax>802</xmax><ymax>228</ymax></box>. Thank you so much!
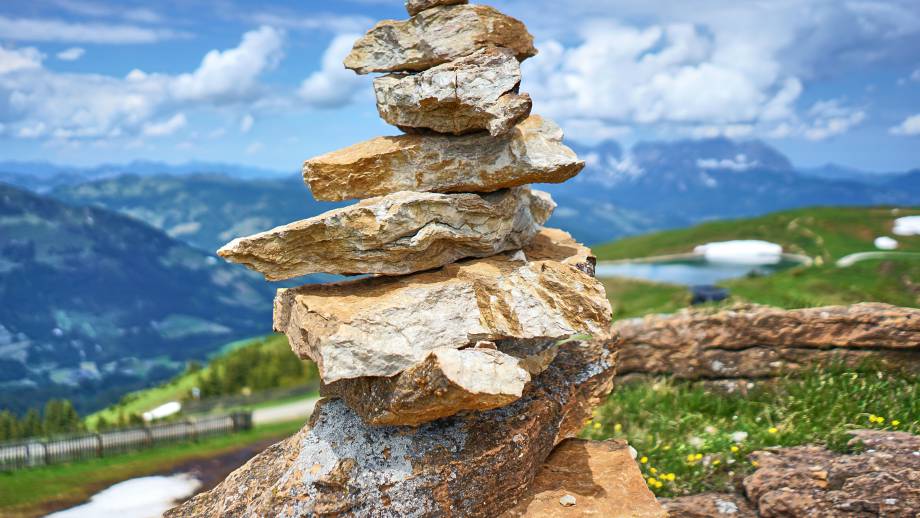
<box><xmin>304</xmin><ymin>115</ymin><xmax>583</xmax><ymax>202</ymax></box>
<box><xmin>615</xmin><ymin>303</ymin><xmax>920</xmax><ymax>379</ymax></box>
<box><xmin>660</xmin><ymin>493</ymin><xmax>756</xmax><ymax>517</ymax></box>
<box><xmin>165</xmin><ymin>338</ymin><xmax>619</xmax><ymax>518</ymax></box>
<box><xmin>344</xmin><ymin>4</ymin><xmax>536</xmax><ymax>74</ymax></box>
<box><xmin>274</xmin><ymin>228</ymin><xmax>611</xmax><ymax>383</ymax></box>
<box><xmin>406</xmin><ymin>0</ymin><xmax>466</xmax><ymax>16</ymax></box>
<box><xmin>321</xmin><ymin>339</ymin><xmax>559</xmax><ymax>426</ymax></box>
<box><xmin>374</xmin><ymin>47</ymin><xmax>531</xmax><ymax>136</ymax></box>
<box><xmin>218</xmin><ymin>187</ymin><xmax>553</xmax><ymax>279</ymax></box>
<box><xmin>501</xmin><ymin>439</ymin><xmax>667</xmax><ymax>517</ymax></box>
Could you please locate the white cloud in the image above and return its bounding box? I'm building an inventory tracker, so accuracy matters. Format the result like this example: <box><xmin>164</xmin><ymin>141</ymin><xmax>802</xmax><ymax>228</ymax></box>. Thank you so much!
<box><xmin>912</xmin><ymin>68</ymin><xmax>920</xmax><ymax>82</ymax></box>
<box><xmin>298</xmin><ymin>33</ymin><xmax>369</xmax><ymax>108</ymax></box>
<box><xmin>171</xmin><ymin>26</ymin><xmax>284</xmax><ymax>102</ymax></box>
<box><xmin>56</xmin><ymin>47</ymin><xmax>85</xmax><ymax>61</ymax></box>
<box><xmin>562</xmin><ymin>118</ymin><xmax>632</xmax><ymax>145</ymax></box>
<box><xmin>0</xmin><ymin>46</ymin><xmax>44</xmax><ymax>74</ymax></box>
<box><xmin>0</xmin><ymin>27</ymin><xmax>286</xmax><ymax>141</ymax></box>
<box><xmin>697</xmin><ymin>154</ymin><xmax>758</xmax><ymax>171</ymax></box>
<box><xmin>802</xmin><ymin>100</ymin><xmax>866</xmax><ymax>140</ymax></box>
<box><xmin>0</xmin><ymin>16</ymin><xmax>185</xmax><ymax>44</ymax></box>
<box><xmin>142</xmin><ymin>113</ymin><xmax>187</xmax><ymax>137</ymax></box>
<box><xmin>53</xmin><ymin>0</ymin><xmax>163</xmax><ymax>23</ymax></box>
<box><xmin>579</xmin><ymin>152</ymin><xmax>645</xmax><ymax>187</ymax></box>
<box><xmin>245</xmin><ymin>141</ymin><xmax>264</xmax><ymax>155</ymax></box>
<box><xmin>890</xmin><ymin>113</ymin><xmax>920</xmax><ymax>136</ymax></box>
<box><xmin>249</xmin><ymin>12</ymin><xmax>373</xmax><ymax>33</ymax></box>
<box><xmin>239</xmin><ymin>114</ymin><xmax>254</xmax><ymax>133</ymax></box>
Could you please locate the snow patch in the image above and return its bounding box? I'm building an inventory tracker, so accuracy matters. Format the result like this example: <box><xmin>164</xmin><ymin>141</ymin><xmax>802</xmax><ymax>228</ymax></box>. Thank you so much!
<box><xmin>694</xmin><ymin>240</ymin><xmax>783</xmax><ymax>265</ymax></box>
<box><xmin>874</xmin><ymin>236</ymin><xmax>898</xmax><ymax>250</ymax></box>
<box><xmin>142</xmin><ymin>401</ymin><xmax>181</xmax><ymax>421</ymax></box>
<box><xmin>893</xmin><ymin>216</ymin><xmax>920</xmax><ymax>236</ymax></box>
<box><xmin>47</xmin><ymin>474</ymin><xmax>201</xmax><ymax>518</ymax></box>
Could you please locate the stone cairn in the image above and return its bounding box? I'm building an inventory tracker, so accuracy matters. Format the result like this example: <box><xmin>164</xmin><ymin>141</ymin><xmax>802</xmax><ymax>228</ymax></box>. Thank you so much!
<box><xmin>170</xmin><ymin>1</ymin><xmax>664</xmax><ymax>516</ymax></box>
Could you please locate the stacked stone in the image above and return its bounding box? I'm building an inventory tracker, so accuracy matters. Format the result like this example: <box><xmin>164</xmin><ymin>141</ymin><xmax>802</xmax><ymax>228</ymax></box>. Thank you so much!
<box><xmin>172</xmin><ymin>2</ymin><xmax>655</xmax><ymax>517</ymax></box>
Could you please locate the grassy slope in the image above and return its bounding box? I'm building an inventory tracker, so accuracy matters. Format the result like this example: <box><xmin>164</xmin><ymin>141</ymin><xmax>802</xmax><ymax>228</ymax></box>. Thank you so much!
<box><xmin>582</xmin><ymin>364</ymin><xmax>920</xmax><ymax>497</ymax></box>
<box><xmin>88</xmin><ymin>334</ymin><xmax>294</xmax><ymax>424</ymax></box>
<box><xmin>594</xmin><ymin>207</ymin><xmax>920</xmax><ymax>314</ymax></box>
<box><xmin>0</xmin><ymin>419</ymin><xmax>303</xmax><ymax>517</ymax></box>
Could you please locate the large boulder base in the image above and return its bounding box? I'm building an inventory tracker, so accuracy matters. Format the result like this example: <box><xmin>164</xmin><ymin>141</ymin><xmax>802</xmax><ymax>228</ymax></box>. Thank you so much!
<box><xmin>345</xmin><ymin>4</ymin><xmax>536</xmax><ymax>74</ymax></box>
<box><xmin>616</xmin><ymin>303</ymin><xmax>920</xmax><ymax>379</ymax></box>
<box><xmin>166</xmin><ymin>338</ymin><xmax>619</xmax><ymax>518</ymax></box>
<box><xmin>274</xmin><ymin>227</ymin><xmax>612</xmax><ymax>383</ymax></box>
<box><xmin>217</xmin><ymin>187</ymin><xmax>553</xmax><ymax>279</ymax></box>
<box><xmin>501</xmin><ymin>439</ymin><xmax>667</xmax><ymax>517</ymax></box>
<box><xmin>374</xmin><ymin>47</ymin><xmax>531</xmax><ymax>137</ymax></box>
<box><xmin>303</xmin><ymin>115</ymin><xmax>583</xmax><ymax>202</ymax></box>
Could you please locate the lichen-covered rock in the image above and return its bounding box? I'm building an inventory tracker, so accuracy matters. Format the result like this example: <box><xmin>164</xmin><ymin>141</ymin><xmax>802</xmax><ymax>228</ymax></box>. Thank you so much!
<box><xmin>374</xmin><ymin>47</ymin><xmax>531</xmax><ymax>136</ymax></box>
<box><xmin>406</xmin><ymin>0</ymin><xmax>466</xmax><ymax>16</ymax></box>
<box><xmin>321</xmin><ymin>339</ymin><xmax>560</xmax><ymax>426</ymax></box>
<box><xmin>344</xmin><ymin>4</ymin><xmax>536</xmax><ymax>74</ymax></box>
<box><xmin>273</xmin><ymin>228</ymin><xmax>611</xmax><ymax>383</ymax></box>
<box><xmin>743</xmin><ymin>429</ymin><xmax>920</xmax><ymax>517</ymax></box>
<box><xmin>615</xmin><ymin>303</ymin><xmax>920</xmax><ymax>379</ymax></box>
<box><xmin>303</xmin><ymin>115</ymin><xmax>583</xmax><ymax>202</ymax></box>
<box><xmin>501</xmin><ymin>439</ymin><xmax>667</xmax><ymax>517</ymax></box>
<box><xmin>165</xmin><ymin>337</ymin><xmax>619</xmax><ymax>518</ymax></box>
<box><xmin>217</xmin><ymin>187</ymin><xmax>553</xmax><ymax>280</ymax></box>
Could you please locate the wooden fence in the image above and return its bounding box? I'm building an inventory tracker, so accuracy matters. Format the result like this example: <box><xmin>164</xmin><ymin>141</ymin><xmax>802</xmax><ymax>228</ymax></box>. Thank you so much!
<box><xmin>0</xmin><ymin>412</ymin><xmax>252</xmax><ymax>472</ymax></box>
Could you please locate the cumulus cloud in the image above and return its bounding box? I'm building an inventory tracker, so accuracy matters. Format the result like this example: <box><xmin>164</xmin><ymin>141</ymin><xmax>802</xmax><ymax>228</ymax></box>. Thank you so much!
<box><xmin>142</xmin><ymin>113</ymin><xmax>186</xmax><ymax>137</ymax></box>
<box><xmin>171</xmin><ymin>26</ymin><xmax>284</xmax><ymax>102</ymax></box>
<box><xmin>56</xmin><ymin>47</ymin><xmax>85</xmax><ymax>61</ymax></box>
<box><xmin>890</xmin><ymin>113</ymin><xmax>920</xmax><ymax>136</ymax></box>
<box><xmin>802</xmin><ymin>100</ymin><xmax>866</xmax><ymax>141</ymax></box>
<box><xmin>0</xmin><ymin>46</ymin><xmax>44</xmax><ymax>74</ymax></box>
<box><xmin>0</xmin><ymin>26</ymin><xmax>284</xmax><ymax>141</ymax></box>
<box><xmin>697</xmin><ymin>154</ymin><xmax>758</xmax><ymax>171</ymax></box>
<box><xmin>0</xmin><ymin>16</ymin><xmax>185</xmax><ymax>44</ymax></box>
<box><xmin>298</xmin><ymin>33</ymin><xmax>370</xmax><ymax>108</ymax></box>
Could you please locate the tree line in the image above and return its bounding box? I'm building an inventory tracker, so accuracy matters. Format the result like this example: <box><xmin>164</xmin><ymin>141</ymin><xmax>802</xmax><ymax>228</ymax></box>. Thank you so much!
<box><xmin>0</xmin><ymin>399</ymin><xmax>83</xmax><ymax>441</ymax></box>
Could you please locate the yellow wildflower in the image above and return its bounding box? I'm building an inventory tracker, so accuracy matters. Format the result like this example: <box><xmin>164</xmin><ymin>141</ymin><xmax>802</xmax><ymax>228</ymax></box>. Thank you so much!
<box><xmin>665</xmin><ymin>473</ymin><xmax>676</xmax><ymax>481</ymax></box>
<box><xmin>892</xmin><ymin>420</ymin><xmax>901</xmax><ymax>427</ymax></box>
<box><xmin>751</xmin><ymin>460</ymin><xmax>759</xmax><ymax>467</ymax></box>
<box><xmin>877</xmin><ymin>416</ymin><xmax>885</xmax><ymax>424</ymax></box>
<box><xmin>650</xmin><ymin>467</ymin><xmax>657</xmax><ymax>474</ymax></box>
<box><xmin>593</xmin><ymin>422</ymin><xmax>602</xmax><ymax>430</ymax></box>
<box><xmin>695</xmin><ymin>453</ymin><xmax>703</xmax><ymax>461</ymax></box>
<box><xmin>614</xmin><ymin>423</ymin><xmax>623</xmax><ymax>433</ymax></box>
<box><xmin>768</xmin><ymin>427</ymin><xmax>778</xmax><ymax>434</ymax></box>
<box><xmin>713</xmin><ymin>459</ymin><xmax>721</xmax><ymax>465</ymax></box>
<box><xmin>730</xmin><ymin>445</ymin><xmax>740</xmax><ymax>453</ymax></box>
<box><xmin>640</xmin><ymin>456</ymin><xmax>648</xmax><ymax>464</ymax></box>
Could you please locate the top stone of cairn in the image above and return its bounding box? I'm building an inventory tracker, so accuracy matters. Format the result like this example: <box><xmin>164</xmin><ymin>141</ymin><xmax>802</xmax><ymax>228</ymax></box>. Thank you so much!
<box><xmin>406</xmin><ymin>0</ymin><xmax>468</xmax><ymax>17</ymax></box>
<box><xmin>344</xmin><ymin>4</ymin><xmax>537</xmax><ymax>74</ymax></box>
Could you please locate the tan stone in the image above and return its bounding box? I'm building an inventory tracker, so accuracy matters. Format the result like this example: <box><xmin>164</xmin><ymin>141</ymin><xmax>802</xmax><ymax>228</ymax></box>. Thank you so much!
<box><xmin>615</xmin><ymin>303</ymin><xmax>920</xmax><ymax>379</ymax></box>
<box><xmin>406</xmin><ymin>0</ymin><xmax>466</xmax><ymax>16</ymax></box>
<box><xmin>304</xmin><ymin>115</ymin><xmax>583</xmax><ymax>202</ymax></box>
<box><xmin>217</xmin><ymin>187</ymin><xmax>553</xmax><ymax>280</ymax></box>
<box><xmin>374</xmin><ymin>47</ymin><xmax>531</xmax><ymax>136</ymax></box>
<box><xmin>501</xmin><ymin>439</ymin><xmax>667</xmax><ymax>518</ymax></box>
<box><xmin>321</xmin><ymin>345</ymin><xmax>540</xmax><ymax>426</ymax></box>
<box><xmin>344</xmin><ymin>4</ymin><xmax>536</xmax><ymax>74</ymax></box>
<box><xmin>165</xmin><ymin>337</ymin><xmax>619</xmax><ymax>518</ymax></box>
<box><xmin>273</xmin><ymin>228</ymin><xmax>611</xmax><ymax>383</ymax></box>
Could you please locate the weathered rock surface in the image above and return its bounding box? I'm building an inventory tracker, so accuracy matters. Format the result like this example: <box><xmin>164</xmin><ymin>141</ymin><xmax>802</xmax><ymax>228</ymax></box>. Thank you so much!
<box><xmin>218</xmin><ymin>187</ymin><xmax>553</xmax><ymax>280</ymax></box>
<box><xmin>374</xmin><ymin>47</ymin><xmax>531</xmax><ymax>136</ymax></box>
<box><xmin>304</xmin><ymin>115</ymin><xmax>583</xmax><ymax>202</ymax></box>
<box><xmin>274</xmin><ymin>227</ymin><xmax>611</xmax><ymax>383</ymax></box>
<box><xmin>406</xmin><ymin>0</ymin><xmax>467</xmax><ymax>16</ymax></box>
<box><xmin>660</xmin><ymin>493</ymin><xmax>756</xmax><ymax>517</ymax></box>
<box><xmin>501</xmin><ymin>439</ymin><xmax>667</xmax><ymax>517</ymax></box>
<box><xmin>746</xmin><ymin>429</ymin><xmax>920</xmax><ymax>517</ymax></box>
<box><xmin>662</xmin><ymin>429</ymin><xmax>920</xmax><ymax>517</ymax></box>
<box><xmin>616</xmin><ymin>303</ymin><xmax>920</xmax><ymax>379</ymax></box>
<box><xmin>166</xmin><ymin>338</ymin><xmax>619</xmax><ymax>518</ymax></box>
<box><xmin>344</xmin><ymin>4</ymin><xmax>536</xmax><ymax>74</ymax></box>
<box><xmin>321</xmin><ymin>339</ymin><xmax>559</xmax><ymax>426</ymax></box>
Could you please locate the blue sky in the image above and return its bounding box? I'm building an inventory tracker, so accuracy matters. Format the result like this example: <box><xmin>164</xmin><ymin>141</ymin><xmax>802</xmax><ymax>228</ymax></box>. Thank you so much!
<box><xmin>0</xmin><ymin>0</ymin><xmax>919</xmax><ymax>172</ymax></box>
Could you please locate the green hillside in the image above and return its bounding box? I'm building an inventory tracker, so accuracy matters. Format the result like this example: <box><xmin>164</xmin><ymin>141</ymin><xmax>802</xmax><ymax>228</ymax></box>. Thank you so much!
<box><xmin>595</xmin><ymin>207</ymin><xmax>920</xmax><ymax>316</ymax></box>
<box><xmin>89</xmin><ymin>334</ymin><xmax>317</xmax><ymax>426</ymax></box>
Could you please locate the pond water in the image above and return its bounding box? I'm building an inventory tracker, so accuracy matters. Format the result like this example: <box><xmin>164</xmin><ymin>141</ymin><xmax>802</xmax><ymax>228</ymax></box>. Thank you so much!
<box><xmin>46</xmin><ymin>473</ymin><xmax>200</xmax><ymax>518</ymax></box>
<box><xmin>595</xmin><ymin>257</ymin><xmax>801</xmax><ymax>286</ymax></box>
